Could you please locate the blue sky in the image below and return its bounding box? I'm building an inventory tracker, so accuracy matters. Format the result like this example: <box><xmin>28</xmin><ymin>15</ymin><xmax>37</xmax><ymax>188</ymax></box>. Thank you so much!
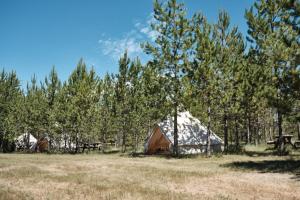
<box><xmin>0</xmin><ymin>0</ymin><xmax>255</xmax><ymax>87</ymax></box>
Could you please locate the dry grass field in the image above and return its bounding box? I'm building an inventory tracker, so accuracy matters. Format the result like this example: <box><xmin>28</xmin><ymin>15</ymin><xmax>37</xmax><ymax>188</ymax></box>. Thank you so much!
<box><xmin>0</xmin><ymin>147</ymin><xmax>300</xmax><ymax>200</ymax></box>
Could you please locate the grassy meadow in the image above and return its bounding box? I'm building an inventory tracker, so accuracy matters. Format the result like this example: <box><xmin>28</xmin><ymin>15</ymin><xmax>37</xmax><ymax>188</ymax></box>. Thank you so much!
<box><xmin>0</xmin><ymin>146</ymin><xmax>300</xmax><ymax>200</ymax></box>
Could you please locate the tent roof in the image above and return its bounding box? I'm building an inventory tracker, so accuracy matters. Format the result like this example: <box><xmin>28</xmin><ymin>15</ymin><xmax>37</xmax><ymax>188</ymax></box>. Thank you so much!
<box><xmin>16</xmin><ymin>133</ymin><xmax>37</xmax><ymax>143</ymax></box>
<box><xmin>157</xmin><ymin>111</ymin><xmax>223</xmax><ymax>146</ymax></box>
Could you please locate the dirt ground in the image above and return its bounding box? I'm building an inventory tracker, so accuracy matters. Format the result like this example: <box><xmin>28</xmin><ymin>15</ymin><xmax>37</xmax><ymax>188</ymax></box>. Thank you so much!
<box><xmin>0</xmin><ymin>150</ymin><xmax>299</xmax><ymax>200</ymax></box>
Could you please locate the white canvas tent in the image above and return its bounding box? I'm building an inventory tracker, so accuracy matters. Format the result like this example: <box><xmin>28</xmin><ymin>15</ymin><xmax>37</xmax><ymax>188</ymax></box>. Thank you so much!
<box><xmin>15</xmin><ymin>133</ymin><xmax>37</xmax><ymax>150</ymax></box>
<box><xmin>145</xmin><ymin>111</ymin><xmax>223</xmax><ymax>154</ymax></box>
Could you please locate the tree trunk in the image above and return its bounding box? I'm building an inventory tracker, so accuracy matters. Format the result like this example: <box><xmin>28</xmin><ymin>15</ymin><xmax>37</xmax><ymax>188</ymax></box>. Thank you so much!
<box><xmin>234</xmin><ymin>115</ymin><xmax>239</xmax><ymax>148</ymax></box>
<box><xmin>268</xmin><ymin>114</ymin><xmax>274</xmax><ymax>141</ymax></box>
<box><xmin>277</xmin><ymin>110</ymin><xmax>284</xmax><ymax>155</ymax></box>
<box><xmin>75</xmin><ymin>131</ymin><xmax>79</xmax><ymax>153</ymax></box>
<box><xmin>271</xmin><ymin>108</ymin><xmax>275</xmax><ymax>140</ymax></box>
<box><xmin>256</xmin><ymin>116</ymin><xmax>260</xmax><ymax>145</ymax></box>
<box><xmin>254</xmin><ymin>121</ymin><xmax>258</xmax><ymax>146</ymax></box>
<box><xmin>206</xmin><ymin>104</ymin><xmax>211</xmax><ymax>157</ymax></box>
<box><xmin>230</xmin><ymin>128</ymin><xmax>233</xmax><ymax>145</ymax></box>
<box><xmin>134</xmin><ymin>131</ymin><xmax>138</xmax><ymax>153</ymax></box>
<box><xmin>263</xmin><ymin>126</ymin><xmax>267</xmax><ymax>143</ymax></box>
<box><xmin>297</xmin><ymin>122</ymin><xmax>300</xmax><ymax>141</ymax></box>
<box><xmin>88</xmin><ymin>138</ymin><xmax>90</xmax><ymax>153</ymax></box>
<box><xmin>122</xmin><ymin>120</ymin><xmax>126</xmax><ymax>153</ymax></box>
<box><xmin>148</xmin><ymin>119</ymin><xmax>151</xmax><ymax>137</ymax></box>
<box><xmin>49</xmin><ymin>137</ymin><xmax>52</xmax><ymax>152</ymax></box>
<box><xmin>134</xmin><ymin>121</ymin><xmax>140</xmax><ymax>153</ymax></box>
<box><xmin>102</xmin><ymin>116</ymin><xmax>107</xmax><ymax>152</ymax></box>
<box><xmin>27</xmin><ymin>132</ymin><xmax>30</xmax><ymax>151</ymax></box>
<box><xmin>102</xmin><ymin>131</ymin><xmax>106</xmax><ymax>153</ymax></box>
<box><xmin>173</xmin><ymin>103</ymin><xmax>178</xmax><ymax>157</ymax></box>
<box><xmin>0</xmin><ymin>132</ymin><xmax>3</xmax><ymax>152</ymax></box>
<box><xmin>247</xmin><ymin>115</ymin><xmax>251</xmax><ymax>144</ymax></box>
<box><xmin>224</xmin><ymin>113</ymin><xmax>228</xmax><ymax>152</ymax></box>
<box><xmin>64</xmin><ymin>136</ymin><xmax>67</xmax><ymax>153</ymax></box>
<box><xmin>68</xmin><ymin>137</ymin><xmax>72</xmax><ymax>153</ymax></box>
<box><xmin>257</xmin><ymin>128</ymin><xmax>261</xmax><ymax>145</ymax></box>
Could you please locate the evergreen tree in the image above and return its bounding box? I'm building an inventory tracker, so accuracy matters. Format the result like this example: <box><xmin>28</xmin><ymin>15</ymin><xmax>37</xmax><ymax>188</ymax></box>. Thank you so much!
<box><xmin>98</xmin><ymin>73</ymin><xmax>115</xmax><ymax>149</ymax></box>
<box><xmin>245</xmin><ymin>0</ymin><xmax>300</xmax><ymax>154</ymax></box>
<box><xmin>67</xmin><ymin>59</ymin><xmax>89</xmax><ymax>152</ymax></box>
<box><xmin>187</xmin><ymin>13</ymin><xmax>217</xmax><ymax>156</ymax></box>
<box><xmin>0</xmin><ymin>70</ymin><xmax>23</xmax><ymax>152</ymax></box>
<box><xmin>53</xmin><ymin>82</ymin><xmax>73</xmax><ymax>152</ymax></box>
<box><xmin>143</xmin><ymin>0</ymin><xmax>192</xmax><ymax>156</ymax></box>
<box><xmin>127</xmin><ymin>58</ymin><xmax>144</xmax><ymax>152</ymax></box>
<box><xmin>212</xmin><ymin>11</ymin><xmax>246</xmax><ymax>151</ymax></box>
<box><xmin>44</xmin><ymin>66</ymin><xmax>61</xmax><ymax>151</ymax></box>
<box><xmin>24</xmin><ymin>75</ymin><xmax>48</xmax><ymax>150</ymax></box>
<box><xmin>115</xmin><ymin>52</ymin><xmax>131</xmax><ymax>152</ymax></box>
<box><xmin>140</xmin><ymin>63</ymin><xmax>168</xmax><ymax>134</ymax></box>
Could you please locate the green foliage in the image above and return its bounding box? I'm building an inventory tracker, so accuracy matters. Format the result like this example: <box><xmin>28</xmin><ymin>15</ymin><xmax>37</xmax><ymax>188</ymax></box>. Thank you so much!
<box><xmin>142</xmin><ymin>0</ymin><xmax>193</xmax><ymax>156</ymax></box>
<box><xmin>0</xmin><ymin>70</ymin><xmax>23</xmax><ymax>152</ymax></box>
<box><xmin>0</xmin><ymin>0</ymin><xmax>299</xmax><ymax>155</ymax></box>
<box><xmin>245</xmin><ymin>0</ymin><xmax>300</xmax><ymax>154</ymax></box>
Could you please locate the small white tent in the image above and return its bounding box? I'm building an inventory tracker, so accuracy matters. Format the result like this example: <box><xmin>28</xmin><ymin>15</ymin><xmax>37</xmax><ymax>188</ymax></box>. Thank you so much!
<box><xmin>15</xmin><ymin>133</ymin><xmax>37</xmax><ymax>150</ymax></box>
<box><xmin>145</xmin><ymin>111</ymin><xmax>223</xmax><ymax>154</ymax></box>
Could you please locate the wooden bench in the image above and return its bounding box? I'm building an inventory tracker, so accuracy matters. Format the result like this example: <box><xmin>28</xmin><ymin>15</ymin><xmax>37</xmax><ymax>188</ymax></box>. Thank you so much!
<box><xmin>80</xmin><ymin>143</ymin><xmax>103</xmax><ymax>152</ymax></box>
<box><xmin>268</xmin><ymin>135</ymin><xmax>296</xmax><ymax>149</ymax></box>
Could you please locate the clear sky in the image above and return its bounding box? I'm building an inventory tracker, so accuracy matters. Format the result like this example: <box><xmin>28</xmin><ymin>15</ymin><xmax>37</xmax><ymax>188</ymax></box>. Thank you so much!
<box><xmin>0</xmin><ymin>0</ymin><xmax>255</xmax><ymax>87</ymax></box>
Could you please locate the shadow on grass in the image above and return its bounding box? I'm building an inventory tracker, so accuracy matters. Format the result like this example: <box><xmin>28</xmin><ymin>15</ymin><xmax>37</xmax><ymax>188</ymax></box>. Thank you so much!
<box><xmin>123</xmin><ymin>152</ymin><xmax>218</xmax><ymax>159</ymax></box>
<box><xmin>119</xmin><ymin>152</ymin><xmax>176</xmax><ymax>159</ymax></box>
<box><xmin>243</xmin><ymin>150</ymin><xmax>277</xmax><ymax>157</ymax></box>
<box><xmin>242</xmin><ymin>146</ymin><xmax>300</xmax><ymax>157</ymax></box>
<box><xmin>222</xmin><ymin>159</ymin><xmax>300</xmax><ymax>181</ymax></box>
<box><xmin>117</xmin><ymin>151</ymin><xmax>197</xmax><ymax>159</ymax></box>
<box><xmin>102</xmin><ymin>149</ymin><xmax>121</xmax><ymax>154</ymax></box>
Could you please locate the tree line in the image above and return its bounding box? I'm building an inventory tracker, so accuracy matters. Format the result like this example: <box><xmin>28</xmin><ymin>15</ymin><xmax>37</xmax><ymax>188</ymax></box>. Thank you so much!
<box><xmin>0</xmin><ymin>0</ymin><xmax>299</xmax><ymax>155</ymax></box>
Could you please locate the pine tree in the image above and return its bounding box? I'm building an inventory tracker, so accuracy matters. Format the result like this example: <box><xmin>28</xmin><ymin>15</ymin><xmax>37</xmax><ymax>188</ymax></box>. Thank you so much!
<box><xmin>212</xmin><ymin>11</ymin><xmax>246</xmax><ymax>151</ymax></box>
<box><xmin>53</xmin><ymin>82</ymin><xmax>73</xmax><ymax>152</ymax></box>
<box><xmin>44</xmin><ymin>66</ymin><xmax>61</xmax><ymax>151</ymax></box>
<box><xmin>245</xmin><ymin>0</ymin><xmax>300</xmax><ymax>154</ymax></box>
<box><xmin>24</xmin><ymin>75</ymin><xmax>48</xmax><ymax>150</ymax></box>
<box><xmin>67</xmin><ymin>59</ymin><xmax>89</xmax><ymax>152</ymax></box>
<box><xmin>143</xmin><ymin>0</ymin><xmax>192</xmax><ymax>156</ymax></box>
<box><xmin>82</xmin><ymin>67</ymin><xmax>100</xmax><ymax>152</ymax></box>
<box><xmin>0</xmin><ymin>70</ymin><xmax>23</xmax><ymax>152</ymax></box>
<box><xmin>140</xmin><ymin>63</ymin><xmax>168</xmax><ymax>134</ymax></box>
<box><xmin>187</xmin><ymin>13</ymin><xmax>217</xmax><ymax>156</ymax></box>
<box><xmin>98</xmin><ymin>73</ymin><xmax>115</xmax><ymax>150</ymax></box>
<box><xmin>115</xmin><ymin>52</ymin><xmax>131</xmax><ymax>153</ymax></box>
<box><xmin>127</xmin><ymin>58</ymin><xmax>144</xmax><ymax>152</ymax></box>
